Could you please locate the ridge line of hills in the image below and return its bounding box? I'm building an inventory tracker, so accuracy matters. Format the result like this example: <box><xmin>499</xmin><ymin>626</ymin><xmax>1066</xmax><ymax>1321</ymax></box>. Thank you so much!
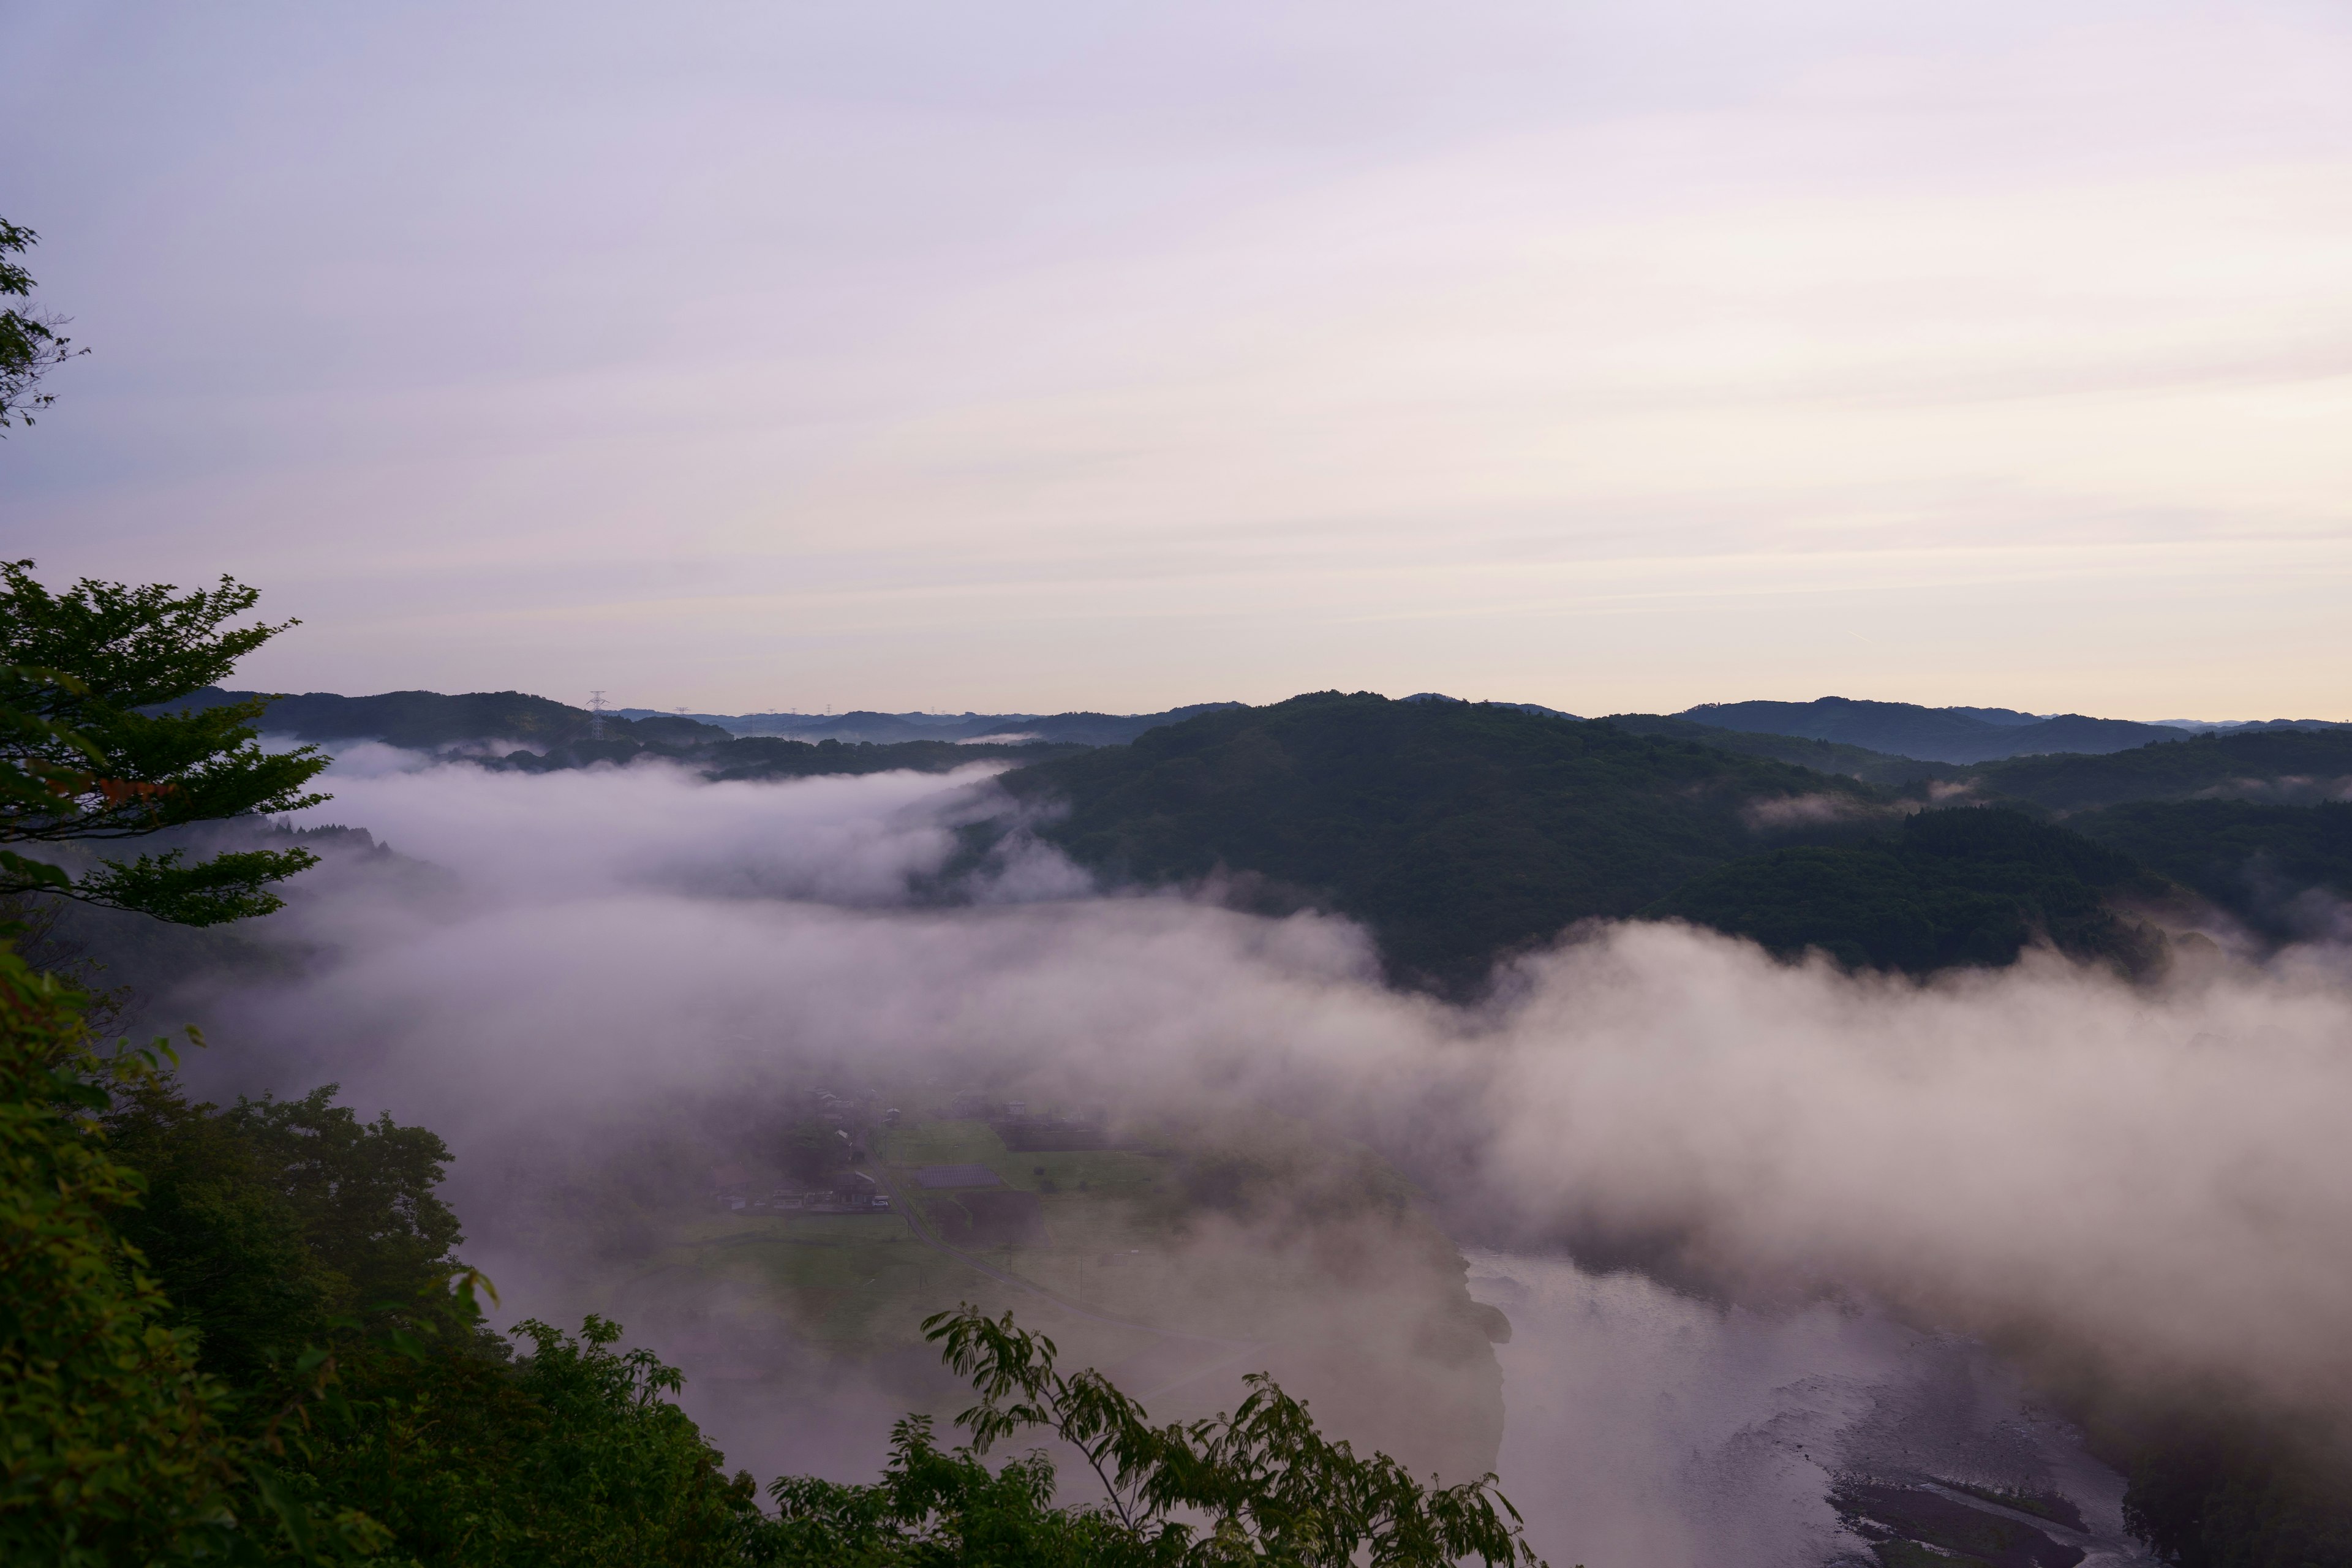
<box><xmin>156</xmin><ymin>684</ymin><xmax>2352</xmax><ymax>990</ymax></box>
<box><xmin>987</xmin><ymin>692</ymin><xmax>2352</xmax><ymax>988</ymax></box>
<box><xmin>173</xmin><ymin>685</ymin><xmax>2344</xmax><ymax>768</ymax></box>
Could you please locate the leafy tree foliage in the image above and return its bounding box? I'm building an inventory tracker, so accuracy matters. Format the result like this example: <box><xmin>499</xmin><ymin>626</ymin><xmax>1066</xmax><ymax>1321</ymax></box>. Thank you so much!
<box><xmin>0</xmin><ymin>945</ymin><xmax>244</xmax><ymax>1564</ymax></box>
<box><xmin>2</xmin><ymin>562</ymin><xmax>330</xmax><ymax>922</ymax></box>
<box><xmin>770</xmin><ymin>1305</ymin><xmax>1545</xmax><ymax>1567</ymax></box>
<box><xmin>2065</xmin><ymin>799</ymin><xmax>2352</xmax><ymax>943</ymax></box>
<box><xmin>2117</xmin><ymin>1406</ymin><xmax>2352</xmax><ymax>1568</ymax></box>
<box><xmin>0</xmin><ymin>219</ymin><xmax>86</xmax><ymax>432</ymax></box>
<box><xmin>274</xmin><ymin>1314</ymin><xmax>767</xmax><ymax>1567</ymax></box>
<box><xmin>26</xmin><ymin>1016</ymin><xmax>769</xmax><ymax>1564</ymax></box>
<box><xmin>102</xmin><ymin>1078</ymin><xmax>473</xmax><ymax>1407</ymax></box>
<box><xmin>12</xmin><ymin>959</ymin><xmax>1547</xmax><ymax>1565</ymax></box>
<box><xmin>770</xmin><ymin>1414</ymin><xmax>1112</xmax><ymax>1565</ymax></box>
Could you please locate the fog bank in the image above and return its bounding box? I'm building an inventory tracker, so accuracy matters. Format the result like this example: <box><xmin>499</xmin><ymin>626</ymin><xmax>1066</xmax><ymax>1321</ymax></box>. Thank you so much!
<box><xmin>152</xmin><ymin>753</ymin><xmax>2352</xmax><ymax>1549</ymax></box>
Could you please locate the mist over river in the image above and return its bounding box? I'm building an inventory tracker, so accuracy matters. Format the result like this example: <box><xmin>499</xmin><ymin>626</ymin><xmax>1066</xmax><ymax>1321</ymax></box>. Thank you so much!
<box><xmin>92</xmin><ymin>753</ymin><xmax>2350</xmax><ymax>1563</ymax></box>
<box><xmin>1469</xmin><ymin>1251</ymin><xmax>2155</xmax><ymax>1567</ymax></box>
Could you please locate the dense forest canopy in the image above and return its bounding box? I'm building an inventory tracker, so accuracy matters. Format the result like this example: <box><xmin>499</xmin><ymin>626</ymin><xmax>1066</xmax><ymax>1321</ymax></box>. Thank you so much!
<box><xmin>1599</xmin><ymin>713</ymin><xmax>1967</xmax><ymax>788</ymax></box>
<box><xmin>2065</xmin><ymin>800</ymin><xmax>2352</xmax><ymax>941</ymax></box>
<box><xmin>162</xmin><ymin>685</ymin><xmax>1086</xmax><ymax>779</ymax></box>
<box><xmin>992</xmin><ymin>692</ymin><xmax>2352</xmax><ymax>987</ymax></box>
<box><xmin>1969</xmin><ymin>728</ymin><xmax>2352</xmax><ymax>812</ymax></box>
<box><xmin>169</xmin><ymin>685</ymin><xmax>1234</xmax><ymax>752</ymax></box>
<box><xmin>997</xmin><ymin>691</ymin><xmax>1882</xmax><ymax>987</ymax></box>
<box><xmin>1675</xmin><ymin>696</ymin><xmax>2185</xmax><ymax>763</ymax></box>
<box><xmin>1646</xmin><ymin>807</ymin><xmax>2170</xmax><ymax>975</ymax></box>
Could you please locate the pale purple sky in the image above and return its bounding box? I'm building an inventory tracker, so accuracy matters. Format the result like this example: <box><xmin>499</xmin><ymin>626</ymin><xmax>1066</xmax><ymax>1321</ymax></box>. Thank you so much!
<box><xmin>4</xmin><ymin>1</ymin><xmax>2348</xmax><ymax>717</ymax></box>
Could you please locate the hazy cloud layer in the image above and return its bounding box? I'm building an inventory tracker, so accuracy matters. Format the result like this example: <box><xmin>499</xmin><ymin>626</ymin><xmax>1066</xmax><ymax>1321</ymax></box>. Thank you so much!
<box><xmin>175</xmin><ymin>757</ymin><xmax>2352</xmax><ymax>1449</ymax></box>
<box><xmin>1468</xmin><ymin>1250</ymin><xmax>2152</xmax><ymax>1568</ymax></box>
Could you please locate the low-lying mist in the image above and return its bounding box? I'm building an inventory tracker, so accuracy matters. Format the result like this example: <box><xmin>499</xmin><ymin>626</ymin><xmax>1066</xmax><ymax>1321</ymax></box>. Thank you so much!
<box><xmin>144</xmin><ymin>747</ymin><xmax>2352</xmax><ymax>1558</ymax></box>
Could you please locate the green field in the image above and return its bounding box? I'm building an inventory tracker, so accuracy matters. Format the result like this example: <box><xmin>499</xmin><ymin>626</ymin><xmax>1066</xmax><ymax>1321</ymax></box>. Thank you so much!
<box><xmin>601</xmin><ymin>1110</ymin><xmax>1507</xmax><ymax>1476</ymax></box>
<box><xmin>609</xmin><ymin>1120</ymin><xmax>1195</xmax><ymax>1369</ymax></box>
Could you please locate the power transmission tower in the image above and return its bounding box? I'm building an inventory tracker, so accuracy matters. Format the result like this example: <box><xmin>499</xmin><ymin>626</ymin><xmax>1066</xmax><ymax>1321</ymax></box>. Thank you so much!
<box><xmin>587</xmin><ymin>689</ymin><xmax>608</xmax><ymax>741</ymax></box>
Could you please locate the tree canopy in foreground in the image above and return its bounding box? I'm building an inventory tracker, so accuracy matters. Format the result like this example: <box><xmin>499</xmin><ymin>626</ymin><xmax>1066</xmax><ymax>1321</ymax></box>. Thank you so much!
<box><xmin>772</xmin><ymin>1305</ymin><xmax>1542</xmax><ymax>1566</ymax></box>
<box><xmin>1</xmin><ymin>927</ymin><xmax>1550</xmax><ymax>1564</ymax></box>
<box><xmin>0</xmin><ymin>219</ymin><xmax>85</xmax><ymax>432</ymax></box>
<box><xmin>2</xmin><ymin>562</ymin><xmax>329</xmax><ymax>924</ymax></box>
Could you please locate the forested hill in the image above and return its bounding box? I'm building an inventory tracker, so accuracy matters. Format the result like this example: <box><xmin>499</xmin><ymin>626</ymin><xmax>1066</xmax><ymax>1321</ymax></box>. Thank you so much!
<box><xmin>995</xmin><ymin>692</ymin><xmax>1880</xmax><ymax>987</ymax></box>
<box><xmin>1599</xmin><ymin>713</ymin><xmax>1966</xmax><ymax>787</ymax></box>
<box><xmin>1969</xmin><ymin>728</ymin><xmax>2352</xmax><ymax>812</ymax></box>
<box><xmin>629</xmin><ymin>702</ymin><xmax>1244</xmax><ymax>746</ymax></box>
<box><xmin>1599</xmin><ymin>714</ymin><xmax>2352</xmax><ymax>811</ymax></box>
<box><xmin>167</xmin><ymin>685</ymin><xmax>1213</xmax><ymax>751</ymax></box>
<box><xmin>2064</xmin><ymin>800</ymin><xmax>2352</xmax><ymax>941</ymax></box>
<box><xmin>1649</xmin><ymin>807</ymin><xmax>2171</xmax><ymax>976</ymax></box>
<box><xmin>1678</xmin><ymin>695</ymin><xmax>2182</xmax><ymax>763</ymax></box>
<box><xmin>162</xmin><ymin>687</ymin><xmax>1084</xmax><ymax>778</ymax></box>
<box><xmin>167</xmin><ymin>687</ymin><xmax>709</xmax><ymax>748</ymax></box>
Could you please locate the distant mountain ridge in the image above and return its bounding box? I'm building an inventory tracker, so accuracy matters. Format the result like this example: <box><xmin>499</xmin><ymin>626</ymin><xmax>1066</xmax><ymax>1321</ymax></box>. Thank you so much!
<box><xmin>993</xmin><ymin>691</ymin><xmax>1884</xmax><ymax>988</ymax></box>
<box><xmin>2149</xmin><ymin>716</ymin><xmax>2352</xmax><ymax>734</ymax></box>
<box><xmin>151</xmin><ymin>684</ymin><xmax>2352</xmax><ymax>987</ymax></box>
<box><xmin>165</xmin><ymin>688</ymin><xmax>1240</xmax><ymax>751</ymax></box>
<box><xmin>1968</xmin><ymin>728</ymin><xmax>2352</xmax><ymax>813</ymax></box>
<box><xmin>614</xmin><ymin>703</ymin><xmax>1243</xmax><ymax>747</ymax></box>
<box><xmin>1673</xmin><ymin>696</ymin><xmax>2183</xmax><ymax>764</ymax></box>
<box><xmin>165</xmin><ymin>687</ymin><xmax>687</xmax><ymax>750</ymax></box>
<box><xmin>1668</xmin><ymin>695</ymin><xmax>2345</xmax><ymax>764</ymax></box>
<box><xmin>158</xmin><ymin>688</ymin><xmax>1088</xmax><ymax>780</ymax></box>
<box><xmin>168</xmin><ymin>685</ymin><xmax>2338</xmax><ymax>763</ymax></box>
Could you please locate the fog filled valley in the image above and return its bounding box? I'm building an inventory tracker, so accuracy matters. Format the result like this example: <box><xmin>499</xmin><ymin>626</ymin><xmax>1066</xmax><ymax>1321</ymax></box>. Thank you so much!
<box><xmin>23</xmin><ymin>684</ymin><xmax>2352</xmax><ymax>1566</ymax></box>
<box><xmin>11</xmin><ymin>2</ymin><xmax>2352</xmax><ymax>1555</ymax></box>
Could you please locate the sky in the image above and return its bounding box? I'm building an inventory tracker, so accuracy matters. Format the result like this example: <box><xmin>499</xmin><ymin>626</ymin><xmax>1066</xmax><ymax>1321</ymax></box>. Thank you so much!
<box><xmin>3</xmin><ymin>0</ymin><xmax>2348</xmax><ymax>719</ymax></box>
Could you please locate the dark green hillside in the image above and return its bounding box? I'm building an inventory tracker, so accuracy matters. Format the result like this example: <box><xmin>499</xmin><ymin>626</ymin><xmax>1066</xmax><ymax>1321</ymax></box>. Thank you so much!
<box><xmin>2003</xmin><ymin>712</ymin><xmax>2187</xmax><ymax>757</ymax></box>
<box><xmin>997</xmin><ymin>692</ymin><xmax>1877</xmax><ymax>987</ymax></box>
<box><xmin>2066</xmin><ymin>801</ymin><xmax>2352</xmax><ymax>940</ymax></box>
<box><xmin>1602</xmin><ymin>713</ymin><xmax>1964</xmax><ymax>787</ymax></box>
<box><xmin>1683</xmin><ymin>696</ymin><xmax>2015</xmax><ymax>760</ymax></box>
<box><xmin>1649</xmin><ymin>807</ymin><xmax>2169</xmax><ymax>975</ymax></box>
<box><xmin>168</xmin><ymin>685</ymin><xmax>652</xmax><ymax>748</ymax></box>
<box><xmin>1681</xmin><ymin>696</ymin><xmax>2179</xmax><ymax>764</ymax></box>
<box><xmin>746</xmin><ymin>701</ymin><xmax>1244</xmax><ymax>746</ymax></box>
<box><xmin>1972</xmin><ymin>729</ymin><xmax>2352</xmax><ymax>812</ymax></box>
<box><xmin>164</xmin><ymin>687</ymin><xmax>1080</xmax><ymax>778</ymax></box>
<box><xmin>690</xmin><ymin>734</ymin><xmax>1083</xmax><ymax>780</ymax></box>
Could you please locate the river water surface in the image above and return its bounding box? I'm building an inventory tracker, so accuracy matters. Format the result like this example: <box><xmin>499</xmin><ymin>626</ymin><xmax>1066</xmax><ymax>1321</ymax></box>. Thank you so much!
<box><xmin>1469</xmin><ymin>1250</ymin><xmax>2157</xmax><ymax>1568</ymax></box>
